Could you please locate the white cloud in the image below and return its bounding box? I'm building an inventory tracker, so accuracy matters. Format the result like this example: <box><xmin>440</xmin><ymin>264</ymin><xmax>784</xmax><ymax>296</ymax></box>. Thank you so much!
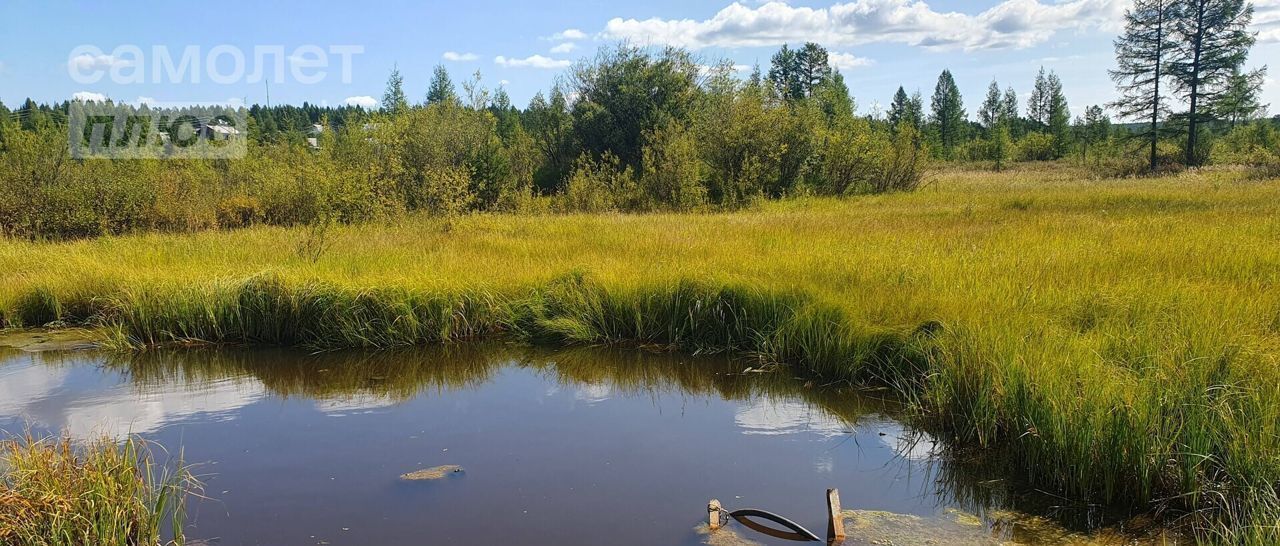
<box><xmin>69</xmin><ymin>53</ymin><xmax>131</xmax><ymax>71</ymax></box>
<box><xmin>548</xmin><ymin>28</ymin><xmax>588</xmax><ymax>41</ymax></box>
<box><xmin>134</xmin><ymin>96</ymin><xmax>156</xmax><ymax>107</ymax></box>
<box><xmin>602</xmin><ymin>0</ymin><xmax>1128</xmax><ymax>52</ymax></box>
<box><xmin>550</xmin><ymin>42</ymin><xmax>577</xmax><ymax>54</ymax></box>
<box><xmin>494</xmin><ymin>54</ymin><xmax>572</xmax><ymax>69</ymax></box>
<box><xmin>828</xmin><ymin>51</ymin><xmax>873</xmax><ymax>70</ymax></box>
<box><xmin>442</xmin><ymin>51</ymin><xmax>480</xmax><ymax>61</ymax></box>
<box><xmin>72</xmin><ymin>91</ymin><xmax>108</xmax><ymax>102</ymax></box>
<box><xmin>1258</xmin><ymin>0</ymin><xmax>1280</xmax><ymax>42</ymax></box>
<box><xmin>499</xmin><ymin>79</ymin><xmax>511</xmax><ymax>86</ymax></box>
<box><xmin>343</xmin><ymin>95</ymin><xmax>378</xmax><ymax>108</ymax></box>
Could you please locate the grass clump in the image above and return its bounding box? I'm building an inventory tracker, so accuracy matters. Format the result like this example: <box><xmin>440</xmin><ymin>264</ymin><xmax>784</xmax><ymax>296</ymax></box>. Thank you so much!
<box><xmin>0</xmin><ymin>435</ymin><xmax>197</xmax><ymax>546</ymax></box>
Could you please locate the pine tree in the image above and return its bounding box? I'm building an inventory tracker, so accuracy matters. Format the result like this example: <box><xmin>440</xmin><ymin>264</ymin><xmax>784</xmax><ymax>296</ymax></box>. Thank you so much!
<box><xmin>796</xmin><ymin>42</ymin><xmax>833</xmax><ymax>98</ymax></box>
<box><xmin>1110</xmin><ymin>0</ymin><xmax>1176</xmax><ymax>172</ymax></box>
<box><xmin>979</xmin><ymin>80</ymin><xmax>1003</xmax><ymax>131</ymax></box>
<box><xmin>381</xmin><ymin>66</ymin><xmax>408</xmax><ymax>115</ymax></box>
<box><xmin>1167</xmin><ymin>0</ymin><xmax>1256</xmax><ymax>166</ymax></box>
<box><xmin>426</xmin><ymin>65</ymin><xmax>459</xmax><ymax>106</ymax></box>
<box><xmin>930</xmin><ymin>69</ymin><xmax>966</xmax><ymax>158</ymax></box>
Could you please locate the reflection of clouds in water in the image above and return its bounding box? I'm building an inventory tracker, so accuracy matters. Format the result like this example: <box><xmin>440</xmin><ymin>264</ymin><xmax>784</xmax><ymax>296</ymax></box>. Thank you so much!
<box><xmin>0</xmin><ymin>360</ymin><xmax>71</xmax><ymax>417</ymax></box>
<box><xmin>0</xmin><ymin>358</ymin><xmax>263</xmax><ymax>441</ymax></box>
<box><xmin>734</xmin><ymin>397</ymin><xmax>850</xmax><ymax>437</ymax></box>
<box><xmin>813</xmin><ymin>453</ymin><xmax>835</xmax><ymax>474</ymax></box>
<box><xmin>877</xmin><ymin>423</ymin><xmax>938</xmax><ymax>462</ymax></box>
<box><xmin>315</xmin><ymin>394</ymin><xmax>398</xmax><ymax>414</ymax></box>
<box><xmin>63</xmin><ymin>381</ymin><xmax>263</xmax><ymax>439</ymax></box>
<box><xmin>574</xmin><ymin>383</ymin><xmax>612</xmax><ymax>405</ymax></box>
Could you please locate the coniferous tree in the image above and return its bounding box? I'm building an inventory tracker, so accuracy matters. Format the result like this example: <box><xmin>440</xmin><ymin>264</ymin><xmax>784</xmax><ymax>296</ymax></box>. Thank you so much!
<box><xmin>1028</xmin><ymin>67</ymin><xmax>1051</xmax><ymax>127</ymax></box>
<box><xmin>426</xmin><ymin>65</ymin><xmax>459</xmax><ymax>106</ymax></box>
<box><xmin>525</xmin><ymin>87</ymin><xmax>575</xmax><ymax>193</ymax></box>
<box><xmin>1110</xmin><ymin>0</ymin><xmax>1176</xmax><ymax>172</ymax></box>
<box><xmin>1076</xmin><ymin>105</ymin><xmax>1111</xmax><ymax>162</ymax></box>
<box><xmin>1047</xmin><ymin>73</ymin><xmax>1072</xmax><ymax>157</ymax></box>
<box><xmin>814</xmin><ymin>71</ymin><xmax>853</xmax><ymax>123</ymax></box>
<box><xmin>1215</xmin><ymin>66</ymin><xmax>1268</xmax><ymax>129</ymax></box>
<box><xmin>1167</xmin><ymin>0</ymin><xmax>1256</xmax><ymax>165</ymax></box>
<box><xmin>1001</xmin><ymin>86</ymin><xmax>1021</xmax><ymax>137</ymax></box>
<box><xmin>767</xmin><ymin>45</ymin><xmax>803</xmax><ymax>100</ymax></box>
<box><xmin>979</xmin><ymin>80</ymin><xmax>1003</xmax><ymax>131</ymax></box>
<box><xmin>796</xmin><ymin>43</ymin><xmax>833</xmax><ymax>98</ymax></box>
<box><xmin>381</xmin><ymin>67</ymin><xmax>409</xmax><ymax>115</ymax></box>
<box><xmin>888</xmin><ymin>86</ymin><xmax>910</xmax><ymax>128</ymax></box>
<box><xmin>930</xmin><ymin>69</ymin><xmax>966</xmax><ymax>158</ymax></box>
<box><xmin>907</xmin><ymin>92</ymin><xmax>925</xmax><ymax>132</ymax></box>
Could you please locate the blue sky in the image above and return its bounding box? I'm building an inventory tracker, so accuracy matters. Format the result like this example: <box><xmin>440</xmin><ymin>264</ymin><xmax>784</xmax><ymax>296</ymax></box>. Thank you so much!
<box><xmin>1</xmin><ymin>0</ymin><xmax>1277</xmax><ymax>121</ymax></box>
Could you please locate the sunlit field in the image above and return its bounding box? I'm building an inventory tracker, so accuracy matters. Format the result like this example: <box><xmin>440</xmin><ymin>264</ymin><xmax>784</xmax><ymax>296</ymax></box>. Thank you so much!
<box><xmin>3</xmin><ymin>165</ymin><xmax>1280</xmax><ymax>541</ymax></box>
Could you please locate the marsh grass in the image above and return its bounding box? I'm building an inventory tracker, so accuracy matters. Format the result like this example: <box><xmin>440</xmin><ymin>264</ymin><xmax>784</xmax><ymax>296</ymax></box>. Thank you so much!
<box><xmin>1</xmin><ymin>166</ymin><xmax>1278</xmax><ymax>541</ymax></box>
<box><xmin>0</xmin><ymin>435</ymin><xmax>197</xmax><ymax>546</ymax></box>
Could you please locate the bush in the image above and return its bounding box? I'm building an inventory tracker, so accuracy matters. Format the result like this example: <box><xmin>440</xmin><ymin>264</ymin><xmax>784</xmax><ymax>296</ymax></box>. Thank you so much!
<box><xmin>557</xmin><ymin>153</ymin><xmax>637</xmax><ymax>213</ymax></box>
<box><xmin>1017</xmin><ymin>132</ymin><xmax>1056</xmax><ymax>162</ymax></box>
<box><xmin>639</xmin><ymin>121</ymin><xmax>706</xmax><ymax>211</ymax></box>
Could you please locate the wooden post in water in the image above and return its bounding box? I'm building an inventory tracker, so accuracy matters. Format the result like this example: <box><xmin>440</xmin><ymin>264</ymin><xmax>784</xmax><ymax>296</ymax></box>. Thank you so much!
<box><xmin>708</xmin><ymin>499</ymin><xmax>723</xmax><ymax>531</ymax></box>
<box><xmin>826</xmin><ymin>488</ymin><xmax>846</xmax><ymax>544</ymax></box>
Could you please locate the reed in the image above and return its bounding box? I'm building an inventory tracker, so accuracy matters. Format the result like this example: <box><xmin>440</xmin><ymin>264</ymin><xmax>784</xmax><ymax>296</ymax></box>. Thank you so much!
<box><xmin>0</xmin><ymin>435</ymin><xmax>197</xmax><ymax>546</ymax></box>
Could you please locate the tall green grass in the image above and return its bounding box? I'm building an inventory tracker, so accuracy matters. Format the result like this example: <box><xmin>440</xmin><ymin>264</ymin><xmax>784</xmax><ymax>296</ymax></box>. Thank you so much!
<box><xmin>0</xmin><ymin>435</ymin><xmax>197</xmax><ymax>546</ymax></box>
<box><xmin>1</xmin><ymin>166</ymin><xmax>1278</xmax><ymax>542</ymax></box>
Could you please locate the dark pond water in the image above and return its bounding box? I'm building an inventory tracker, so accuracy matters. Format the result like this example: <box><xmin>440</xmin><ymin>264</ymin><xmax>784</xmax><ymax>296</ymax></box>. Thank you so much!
<box><xmin>0</xmin><ymin>341</ymin><xmax>1178</xmax><ymax>545</ymax></box>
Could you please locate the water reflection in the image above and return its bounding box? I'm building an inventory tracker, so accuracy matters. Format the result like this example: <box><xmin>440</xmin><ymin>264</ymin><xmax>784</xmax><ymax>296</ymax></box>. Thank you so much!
<box><xmin>93</xmin><ymin>344</ymin><xmax>899</xmax><ymax>438</ymax></box>
<box><xmin>0</xmin><ymin>351</ymin><xmax>264</xmax><ymax>439</ymax></box>
<box><xmin>0</xmin><ymin>343</ymin><xmax>1183</xmax><ymax>545</ymax></box>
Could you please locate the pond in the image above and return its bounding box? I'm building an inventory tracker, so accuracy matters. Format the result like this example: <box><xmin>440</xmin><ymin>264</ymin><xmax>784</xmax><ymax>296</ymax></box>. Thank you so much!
<box><xmin>0</xmin><ymin>339</ymin><xmax>1179</xmax><ymax>545</ymax></box>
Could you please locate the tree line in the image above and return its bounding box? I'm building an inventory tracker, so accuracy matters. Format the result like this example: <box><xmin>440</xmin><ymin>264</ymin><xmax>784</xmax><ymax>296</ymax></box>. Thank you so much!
<box><xmin>0</xmin><ymin>3</ymin><xmax>1276</xmax><ymax>240</ymax></box>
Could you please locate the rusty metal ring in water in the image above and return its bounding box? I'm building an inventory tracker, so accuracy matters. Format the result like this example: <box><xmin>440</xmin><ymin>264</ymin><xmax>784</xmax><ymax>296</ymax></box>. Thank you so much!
<box><xmin>729</xmin><ymin>509</ymin><xmax>821</xmax><ymax>542</ymax></box>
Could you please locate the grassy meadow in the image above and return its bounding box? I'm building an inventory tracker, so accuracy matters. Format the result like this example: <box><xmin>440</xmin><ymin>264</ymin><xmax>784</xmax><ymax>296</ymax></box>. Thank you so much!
<box><xmin>2</xmin><ymin>165</ymin><xmax>1280</xmax><ymax>541</ymax></box>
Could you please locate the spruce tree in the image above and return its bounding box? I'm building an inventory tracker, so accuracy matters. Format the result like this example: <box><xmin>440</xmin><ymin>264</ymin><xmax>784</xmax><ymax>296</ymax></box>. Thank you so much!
<box><xmin>1047</xmin><ymin>73</ymin><xmax>1072</xmax><ymax>158</ymax></box>
<box><xmin>426</xmin><ymin>65</ymin><xmax>459</xmax><ymax>106</ymax></box>
<box><xmin>767</xmin><ymin>45</ymin><xmax>803</xmax><ymax>100</ymax></box>
<box><xmin>888</xmin><ymin>86</ymin><xmax>910</xmax><ymax>128</ymax></box>
<box><xmin>381</xmin><ymin>66</ymin><xmax>409</xmax><ymax>115</ymax></box>
<box><xmin>930</xmin><ymin>69</ymin><xmax>966</xmax><ymax>158</ymax></box>
<box><xmin>907</xmin><ymin>92</ymin><xmax>925</xmax><ymax>132</ymax></box>
<box><xmin>1110</xmin><ymin>0</ymin><xmax>1176</xmax><ymax>172</ymax></box>
<box><xmin>1167</xmin><ymin>0</ymin><xmax>1256</xmax><ymax>165</ymax></box>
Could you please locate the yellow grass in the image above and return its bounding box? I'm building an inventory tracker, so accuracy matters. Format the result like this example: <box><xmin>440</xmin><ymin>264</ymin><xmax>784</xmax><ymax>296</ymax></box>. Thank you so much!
<box><xmin>1</xmin><ymin>165</ymin><xmax>1279</xmax><ymax>541</ymax></box>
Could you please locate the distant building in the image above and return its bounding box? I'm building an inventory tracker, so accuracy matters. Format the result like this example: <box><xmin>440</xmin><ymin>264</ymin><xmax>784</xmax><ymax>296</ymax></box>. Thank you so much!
<box><xmin>197</xmin><ymin>120</ymin><xmax>241</xmax><ymax>140</ymax></box>
<box><xmin>307</xmin><ymin>123</ymin><xmax>324</xmax><ymax>149</ymax></box>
